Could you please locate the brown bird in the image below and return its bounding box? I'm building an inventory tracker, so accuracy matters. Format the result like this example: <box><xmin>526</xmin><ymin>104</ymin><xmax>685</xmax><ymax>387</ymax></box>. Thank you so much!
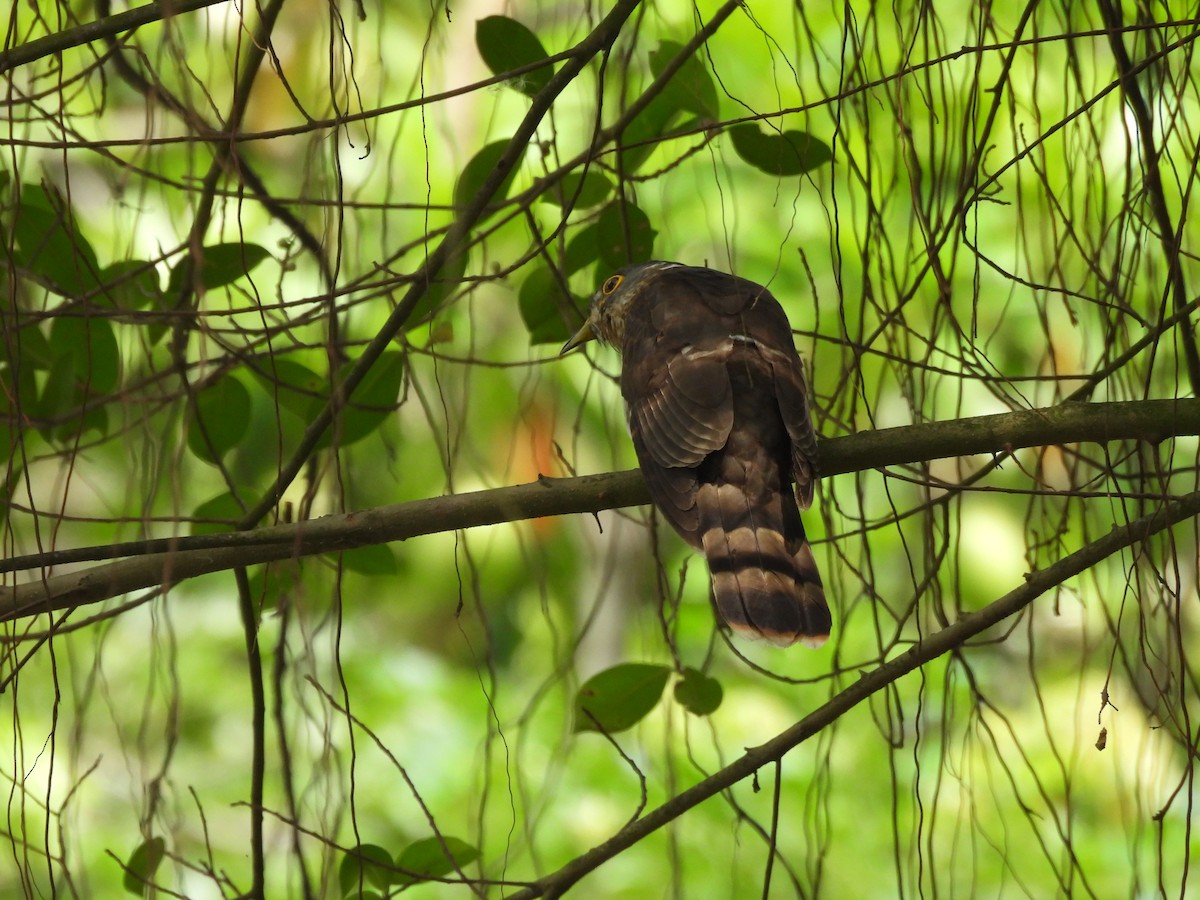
<box><xmin>562</xmin><ymin>261</ymin><xmax>829</xmax><ymax>647</ymax></box>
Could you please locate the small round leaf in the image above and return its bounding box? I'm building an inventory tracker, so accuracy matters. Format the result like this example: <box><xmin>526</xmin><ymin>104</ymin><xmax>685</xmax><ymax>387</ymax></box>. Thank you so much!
<box><xmin>649</xmin><ymin>40</ymin><xmax>719</xmax><ymax>120</ymax></box>
<box><xmin>190</xmin><ymin>491</ymin><xmax>244</xmax><ymax>535</ymax></box>
<box><xmin>729</xmin><ymin>124</ymin><xmax>832</xmax><ymax>177</ymax></box>
<box><xmin>596</xmin><ymin>203</ymin><xmax>657</xmax><ymax>272</ymax></box>
<box><xmin>167</xmin><ymin>242</ymin><xmax>270</xmax><ymax>294</ymax></box>
<box><xmin>618</xmin><ymin>94</ymin><xmax>678</xmax><ymax>172</ymax></box>
<box><xmin>673</xmin><ymin>667</ymin><xmax>723</xmax><ymax>716</ymax></box>
<box><xmin>252</xmin><ymin>358</ymin><xmax>326</xmax><ymax>420</ymax></box>
<box><xmin>475</xmin><ymin>16</ymin><xmax>554</xmax><ymax>97</ymax></box>
<box><xmin>574</xmin><ymin>663</ymin><xmax>672</xmax><ymax>733</ymax></box>
<box><xmin>341</xmin><ymin>544</ymin><xmax>398</xmax><ymax>576</ymax></box>
<box><xmin>97</xmin><ymin>260</ymin><xmax>162</xmax><ymax>310</ymax></box>
<box><xmin>393</xmin><ymin>836</ymin><xmax>481</xmax><ymax>886</ymax></box>
<box><xmin>339</xmin><ymin>843</ymin><xmax>394</xmax><ymax>895</ymax></box>
<box><xmin>453</xmin><ymin>141</ymin><xmax>523</xmax><ymax>218</ymax></box>
<box><xmin>564</xmin><ymin>223</ymin><xmax>601</xmax><ymax>275</ymax></box>
<box><xmin>39</xmin><ymin>316</ymin><xmax>120</xmax><ymax>427</ymax></box>
<box><xmin>187</xmin><ymin>375</ymin><xmax>252</xmax><ymax>463</ymax></box>
<box><xmin>246</xmin><ymin>561</ymin><xmax>299</xmax><ymax>613</ymax></box>
<box><xmin>321</xmin><ymin>351</ymin><xmax>405</xmax><ymax>449</ymax></box>
<box><xmin>9</xmin><ymin>182</ymin><xmax>100</xmax><ymax>296</ymax></box>
<box><xmin>518</xmin><ymin>266</ymin><xmax>582</xmax><ymax>345</ymax></box>
<box><xmin>122</xmin><ymin>836</ymin><xmax>165</xmax><ymax>895</ymax></box>
<box><xmin>405</xmin><ymin>252</ymin><xmax>469</xmax><ymax>329</ymax></box>
<box><xmin>541</xmin><ymin>171</ymin><xmax>613</xmax><ymax>209</ymax></box>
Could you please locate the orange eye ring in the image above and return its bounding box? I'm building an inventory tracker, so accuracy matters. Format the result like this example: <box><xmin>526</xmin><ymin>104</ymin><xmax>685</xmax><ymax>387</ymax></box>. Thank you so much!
<box><xmin>601</xmin><ymin>274</ymin><xmax>624</xmax><ymax>295</ymax></box>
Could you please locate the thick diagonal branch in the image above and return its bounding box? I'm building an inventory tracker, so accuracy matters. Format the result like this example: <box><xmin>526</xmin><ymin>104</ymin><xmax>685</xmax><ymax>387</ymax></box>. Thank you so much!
<box><xmin>235</xmin><ymin>0</ymin><xmax>646</xmax><ymax>529</ymax></box>
<box><xmin>508</xmin><ymin>486</ymin><xmax>1200</xmax><ymax>899</ymax></box>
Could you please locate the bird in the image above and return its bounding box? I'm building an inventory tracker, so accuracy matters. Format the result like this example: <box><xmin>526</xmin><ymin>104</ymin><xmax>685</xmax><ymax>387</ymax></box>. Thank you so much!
<box><xmin>561</xmin><ymin>261</ymin><xmax>830</xmax><ymax>648</ymax></box>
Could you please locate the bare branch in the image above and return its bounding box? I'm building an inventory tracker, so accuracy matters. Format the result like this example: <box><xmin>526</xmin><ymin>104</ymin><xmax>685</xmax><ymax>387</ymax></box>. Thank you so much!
<box><xmin>234</xmin><ymin>0</ymin><xmax>650</xmax><ymax>529</ymax></box>
<box><xmin>0</xmin><ymin>0</ymin><xmax>229</xmax><ymax>74</ymax></box>
<box><xmin>510</xmin><ymin>487</ymin><xmax>1200</xmax><ymax>899</ymax></box>
<box><xmin>4</xmin><ymin>398</ymin><xmax>1197</xmax><ymax>620</ymax></box>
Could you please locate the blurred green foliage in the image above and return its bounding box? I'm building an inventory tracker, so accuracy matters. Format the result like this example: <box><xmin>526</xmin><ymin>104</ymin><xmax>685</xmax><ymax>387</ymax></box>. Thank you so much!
<box><xmin>2</xmin><ymin>1</ymin><xmax>1198</xmax><ymax>898</ymax></box>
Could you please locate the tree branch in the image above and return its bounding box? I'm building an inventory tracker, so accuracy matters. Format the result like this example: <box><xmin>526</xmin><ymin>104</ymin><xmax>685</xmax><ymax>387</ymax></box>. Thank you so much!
<box><xmin>0</xmin><ymin>0</ymin><xmax>229</xmax><ymax>74</ymax></box>
<box><xmin>509</xmin><ymin>486</ymin><xmax>1200</xmax><ymax>899</ymax></box>
<box><xmin>234</xmin><ymin>0</ymin><xmax>647</xmax><ymax>529</ymax></box>
<box><xmin>3</xmin><ymin>398</ymin><xmax>1197</xmax><ymax>620</ymax></box>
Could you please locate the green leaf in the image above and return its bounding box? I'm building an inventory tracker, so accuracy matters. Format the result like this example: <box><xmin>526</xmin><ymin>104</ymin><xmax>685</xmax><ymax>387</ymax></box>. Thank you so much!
<box><xmin>596</xmin><ymin>203</ymin><xmax>657</xmax><ymax>272</ymax></box>
<box><xmin>339</xmin><ymin>843</ymin><xmax>394</xmax><ymax>896</ymax></box>
<box><xmin>321</xmin><ymin>351</ymin><xmax>405</xmax><ymax>449</ymax></box>
<box><xmin>475</xmin><ymin>15</ymin><xmax>554</xmax><ymax>98</ymax></box>
<box><xmin>122</xmin><ymin>836</ymin><xmax>165</xmax><ymax>895</ymax></box>
<box><xmin>541</xmin><ymin>171</ymin><xmax>613</xmax><ymax>209</ymax></box>
<box><xmin>1</xmin><ymin>431</ymin><xmax>22</xmax><ymax>484</ymax></box>
<box><xmin>618</xmin><ymin>93</ymin><xmax>679</xmax><ymax>172</ymax></box>
<box><xmin>187</xmin><ymin>374</ymin><xmax>251</xmax><ymax>463</ymax></box>
<box><xmin>64</xmin><ymin>404</ymin><xmax>109</xmax><ymax>443</ymax></box>
<box><xmin>649</xmin><ymin>40</ymin><xmax>719</xmax><ymax>120</ymax></box>
<box><xmin>252</xmin><ymin>358</ymin><xmax>326</xmax><ymax>419</ymax></box>
<box><xmin>405</xmin><ymin>252</ymin><xmax>469</xmax><ymax>329</ymax></box>
<box><xmin>38</xmin><ymin>316</ymin><xmax>120</xmax><ymax>425</ymax></box>
<box><xmin>0</xmin><ymin>349</ymin><xmax>39</xmax><ymax>413</ymax></box>
<box><xmin>50</xmin><ymin>316</ymin><xmax>120</xmax><ymax>394</ymax></box>
<box><xmin>166</xmin><ymin>242</ymin><xmax>270</xmax><ymax>294</ymax></box>
<box><xmin>190</xmin><ymin>491</ymin><xmax>244</xmax><ymax>535</ymax></box>
<box><xmin>518</xmin><ymin>266</ymin><xmax>582</xmax><ymax>345</ymax></box>
<box><xmin>393</xmin><ymin>836</ymin><xmax>481</xmax><ymax>886</ymax></box>
<box><xmin>7</xmin><ymin>182</ymin><xmax>100</xmax><ymax>296</ymax></box>
<box><xmin>673</xmin><ymin>667</ymin><xmax>723</xmax><ymax>716</ymax></box>
<box><xmin>728</xmin><ymin>124</ymin><xmax>832</xmax><ymax>177</ymax></box>
<box><xmin>0</xmin><ymin>350</ymin><xmax>39</xmax><ymax>464</ymax></box>
<box><xmin>341</xmin><ymin>544</ymin><xmax>397</xmax><ymax>576</ymax></box>
<box><xmin>37</xmin><ymin>356</ymin><xmax>79</xmax><ymax>427</ymax></box>
<box><xmin>574</xmin><ymin>663</ymin><xmax>671</xmax><ymax>733</ymax></box>
<box><xmin>453</xmin><ymin>141</ymin><xmax>523</xmax><ymax>219</ymax></box>
<box><xmin>563</xmin><ymin>224</ymin><xmax>600</xmax><ymax>276</ymax></box>
<box><xmin>97</xmin><ymin>260</ymin><xmax>161</xmax><ymax>310</ymax></box>
<box><xmin>5</xmin><ymin>320</ymin><xmax>53</xmax><ymax>371</ymax></box>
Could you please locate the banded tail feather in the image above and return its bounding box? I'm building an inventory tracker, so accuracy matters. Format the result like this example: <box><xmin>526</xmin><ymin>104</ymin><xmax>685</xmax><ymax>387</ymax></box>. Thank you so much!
<box><xmin>697</xmin><ymin>479</ymin><xmax>829</xmax><ymax>648</ymax></box>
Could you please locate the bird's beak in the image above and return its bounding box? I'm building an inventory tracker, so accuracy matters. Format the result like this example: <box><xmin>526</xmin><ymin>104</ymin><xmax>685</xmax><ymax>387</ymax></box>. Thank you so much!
<box><xmin>560</xmin><ymin>319</ymin><xmax>595</xmax><ymax>355</ymax></box>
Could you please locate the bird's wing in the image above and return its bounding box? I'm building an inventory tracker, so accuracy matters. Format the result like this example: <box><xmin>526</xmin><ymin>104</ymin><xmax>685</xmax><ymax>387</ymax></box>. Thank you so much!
<box><xmin>689</xmin><ymin>268</ymin><xmax>820</xmax><ymax>509</ymax></box>
<box><xmin>623</xmin><ymin>348</ymin><xmax>735</xmax><ymax>544</ymax></box>
<box><xmin>620</xmin><ymin>270</ymin><xmax>740</xmax><ymax>465</ymax></box>
<box><xmin>618</xmin><ymin>273</ymin><xmax>737</xmax><ymax>543</ymax></box>
<box><xmin>627</xmin><ymin>347</ymin><xmax>733</xmax><ymax>468</ymax></box>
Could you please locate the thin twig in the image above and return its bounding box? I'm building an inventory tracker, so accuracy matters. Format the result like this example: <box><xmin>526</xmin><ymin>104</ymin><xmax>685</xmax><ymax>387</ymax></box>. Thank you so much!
<box><xmin>507</xmin><ymin>488</ymin><xmax>1200</xmax><ymax>899</ymax></box>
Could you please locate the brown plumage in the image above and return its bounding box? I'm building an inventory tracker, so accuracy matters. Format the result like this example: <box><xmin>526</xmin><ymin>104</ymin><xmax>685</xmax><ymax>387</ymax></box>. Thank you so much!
<box><xmin>562</xmin><ymin>261</ymin><xmax>829</xmax><ymax>647</ymax></box>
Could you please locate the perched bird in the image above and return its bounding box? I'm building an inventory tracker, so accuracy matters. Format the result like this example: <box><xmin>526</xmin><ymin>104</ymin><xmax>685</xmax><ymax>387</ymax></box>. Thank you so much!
<box><xmin>562</xmin><ymin>261</ymin><xmax>830</xmax><ymax>647</ymax></box>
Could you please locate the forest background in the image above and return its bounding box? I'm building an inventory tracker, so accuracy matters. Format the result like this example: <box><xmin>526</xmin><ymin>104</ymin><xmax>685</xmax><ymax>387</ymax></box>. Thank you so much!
<box><xmin>3</xmin><ymin>1</ymin><xmax>1200</xmax><ymax>897</ymax></box>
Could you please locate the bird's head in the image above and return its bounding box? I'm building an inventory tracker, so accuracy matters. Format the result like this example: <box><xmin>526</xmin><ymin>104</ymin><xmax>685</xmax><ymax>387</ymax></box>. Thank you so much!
<box><xmin>560</xmin><ymin>261</ymin><xmax>679</xmax><ymax>355</ymax></box>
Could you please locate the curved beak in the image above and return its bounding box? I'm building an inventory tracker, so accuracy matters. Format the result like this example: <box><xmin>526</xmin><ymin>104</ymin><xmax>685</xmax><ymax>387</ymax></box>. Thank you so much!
<box><xmin>560</xmin><ymin>319</ymin><xmax>595</xmax><ymax>355</ymax></box>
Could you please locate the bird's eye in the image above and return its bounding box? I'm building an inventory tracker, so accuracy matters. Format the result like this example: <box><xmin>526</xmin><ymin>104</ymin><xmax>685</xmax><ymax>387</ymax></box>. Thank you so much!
<box><xmin>601</xmin><ymin>274</ymin><xmax>624</xmax><ymax>295</ymax></box>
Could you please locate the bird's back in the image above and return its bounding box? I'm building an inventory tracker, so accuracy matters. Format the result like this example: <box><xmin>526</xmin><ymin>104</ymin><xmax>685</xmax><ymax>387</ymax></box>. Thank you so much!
<box><xmin>615</xmin><ymin>265</ymin><xmax>829</xmax><ymax>647</ymax></box>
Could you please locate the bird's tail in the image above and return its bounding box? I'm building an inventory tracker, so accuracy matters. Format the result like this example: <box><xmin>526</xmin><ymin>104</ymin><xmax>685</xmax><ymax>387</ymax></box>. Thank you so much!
<box><xmin>697</xmin><ymin>481</ymin><xmax>830</xmax><ymax>648</ymax></box>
